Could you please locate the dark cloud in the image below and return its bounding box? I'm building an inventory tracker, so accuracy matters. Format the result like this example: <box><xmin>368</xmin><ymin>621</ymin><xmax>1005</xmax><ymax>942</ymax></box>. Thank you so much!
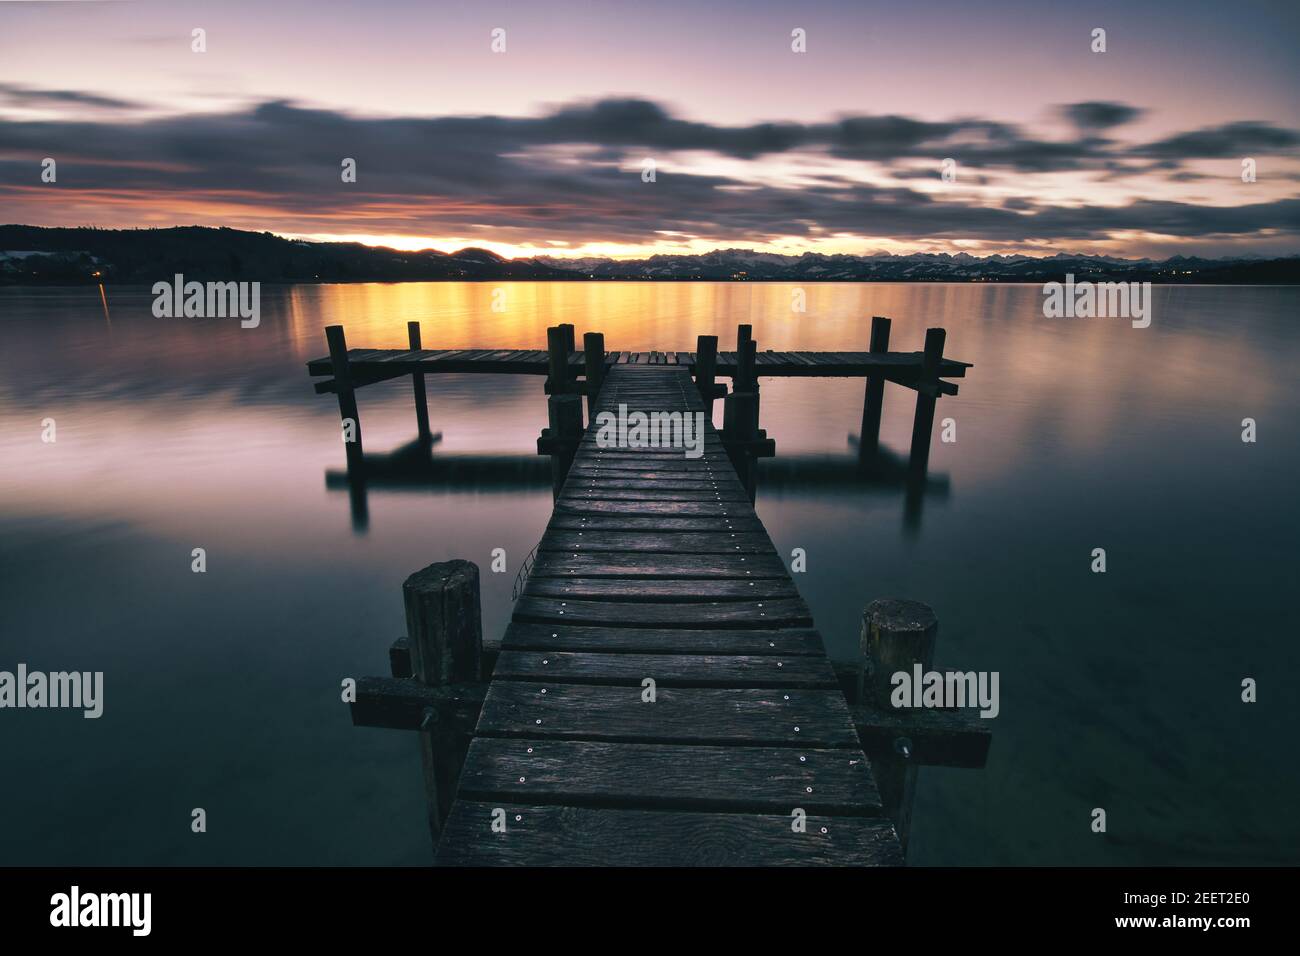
<box><xmin>1059</xmin><ymin>101</ymin><xmax>1144</xmax><ymax>131</ymax></box>
<box><xmin>1137</xmin><ymin>121</ymin><xmax>1300</xmax><ymax>159</ymax></box>
<box><xmin>0</xmin><ymin>82</ymin><xmax>140</xmax><ymax>110</ymax></box>
<box><xmin>1</xmin><ymin>95</ymin><xmax>1297</xmax><ymax>248</ymax></box>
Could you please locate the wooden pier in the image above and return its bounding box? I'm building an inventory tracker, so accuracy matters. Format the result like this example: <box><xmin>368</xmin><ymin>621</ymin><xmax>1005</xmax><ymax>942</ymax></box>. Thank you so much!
<box><xmin>317</xmin><ymin>319</ymin><xmax>988</xmax><ymax>865</ymax></box>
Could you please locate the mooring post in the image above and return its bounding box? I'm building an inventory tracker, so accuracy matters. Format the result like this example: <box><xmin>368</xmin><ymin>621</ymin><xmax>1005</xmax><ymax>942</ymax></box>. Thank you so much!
<box><xmin>407</xmin><ymin>320</ymin><xmax>432</xmax><ymax>443</ymax></box>
<box><xmin>736</xmin><ymin>324</ymin><xmax>760</xmax><ymax>428</ymax></box>
<box><xmin>542</xmin><ymin>326</ymin><xmax>583</xmax><ymax>497</ymax></box>
<box><xmin>723</xmin><ymin>338</ymin><xmax>761</xmax><ymax>500</ymax></box>
<box><xmin>858</xmin><ymin>316</ymin><xmax>892</xmax><ymax>469</ymax></box>
<box><xmin>559</xmin><ymin>322</ymin><xmax>576</xmax><ymax>355</ymax></box>
<box><xmin>325</xmin><ymin>324</ymin><xmax>364</xmax><ymax>475</ymax></box>
<box><xmin>907</xmin><ymin>328</ymin><xmax>946</xmax><ymax>478</ymax></box>
<box><xmin>858</xmin><ymin>598</ymin><xmax>938</xmax><ymax>854</ymax></box>
<box><xmin>694</xmin><ymin>334</ymin><xmax>719</xmax><ymax>417</ymax></box>
<box><xmin>583</xmin><ymin>331</ymin><xmax>606</xmax><ymax>421</ymax></box>
<box><xmin>402</xmin><ymin>560</ymin><xmax>484</xmax><ymax>840</ymax></box>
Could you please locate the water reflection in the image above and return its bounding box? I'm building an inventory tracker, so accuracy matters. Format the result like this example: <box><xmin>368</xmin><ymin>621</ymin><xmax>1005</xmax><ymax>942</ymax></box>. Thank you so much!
<box><xmin>2</xmin><ymin>281</ymin><xmax>1298</xmax><ymax>866</ymax></box>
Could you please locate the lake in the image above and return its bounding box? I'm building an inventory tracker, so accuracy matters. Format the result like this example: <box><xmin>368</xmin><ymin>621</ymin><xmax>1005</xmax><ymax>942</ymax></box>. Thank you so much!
<box><xmin>1</xmin><ymin>281</ymin><xmax>1297</xmax><ymax>865</ymax></box>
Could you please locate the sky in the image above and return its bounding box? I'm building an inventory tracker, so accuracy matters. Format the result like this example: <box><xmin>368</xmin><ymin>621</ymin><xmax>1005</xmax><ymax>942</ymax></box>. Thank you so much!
<box><xmin>1</xmin><ymin>0</ymin><xmax>1298</xmax><ymax>259</ymax></box>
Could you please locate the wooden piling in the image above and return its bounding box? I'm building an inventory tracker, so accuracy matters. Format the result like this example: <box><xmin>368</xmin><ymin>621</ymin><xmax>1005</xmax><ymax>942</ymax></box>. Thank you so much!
<box><xmin>858</xmin><ymin>598</ymin><xmax>939</xmax><ymax>706</ymax></box>
<box><xmin>325</xmin><ymin>325</ymin><xmax>364</xmax><ymax>475</ymax></box>
<box><xmin>403</xmin><ymin>560</ymin><xmax>484</xmax><ymax>686</ymax></box>
<box><xmin>858</xmin><ymin>316</ymin><xmax>892</xmax><ymax>469</ymax></box>
<box><xmin>547</xmin><ymin>393</ymin><xmax>583</xmax><ymax>498</ymax></box>
<box><xmin>907</xmin><ymin>328</ymin><xmax>946</xmax><ymax>478</ymax></box>
<box><xmin>583</xmin><ymin>331</ymin><xmax>605</xmax><ymax>421</ymax></box>
<box><xmin>694</xmin><ymin>334</ymin><xmax>719</xmax><ymax>416</ymax></box>
<box><xmin>858</xmin><ymin>598</ymin><xmax>938</xmax><ymax>853</ymax></box>
<box><xmin>408</xmin><ymin>321</ymin><xmax>432</xmax><ymax>442</ymax></box>
<box><xmin>559</xmin><ymin>322</ymin><xmax>576</xmax><ymax>355</ymax></box>
<box><xmin>402</xmin><ymin>559</ymin><xmax>484</xmax><ymax>839</ymax></box>
<box><xmin>546</xmin><ymin>325</ymin><xmax>571</xmax><ymax>394</ymax></box>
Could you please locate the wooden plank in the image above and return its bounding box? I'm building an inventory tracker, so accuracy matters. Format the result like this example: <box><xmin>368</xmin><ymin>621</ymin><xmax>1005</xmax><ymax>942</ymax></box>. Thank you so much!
<box><xmin>529</xmin><ymin>551</ymin><xmax>788</xmax><ymax>578</ymax></box>
<box><xmin>435</xmin><ymin>801</ymin><xmax>903</xmax><ymax>866</ymax></box>
<box><xmin>454</xmin><ymin>737</ymin><xmax>883</xmax><ymax>813</ymax></box>
<box><xmin>493</xmin><ymin>650</ymin><xmax>837</xmax><ymax>688</ymax></box>
<box><xmin>522</xmin><ymin>576</ymin><xmax>800</xmax><ymax>602</ymax></box>
<box><xmin>547</xmin><ymin>512</ymin><xmax>765</xmax><ymax>532</ymax></box>
<box><xmin>501</xmin><ymin>622</ymin><xmax>827</xmax><ymax>656</ymax></box>
<box><xmin>511</xmin><ymin>596</ymin><xmax>811</xmax><ymax>627</ymax></box>
<box><xmin>539</xmin><ymin>530</ymin><xmax>775</xmax><ymax>553</ymax></box>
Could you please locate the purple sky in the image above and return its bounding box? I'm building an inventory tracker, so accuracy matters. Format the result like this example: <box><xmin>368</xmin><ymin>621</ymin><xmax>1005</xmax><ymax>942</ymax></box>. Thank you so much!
<box><xmin>1</xmin><ymin>0</ymin><xmax>1297</xmax><ymax>258</ymax></box>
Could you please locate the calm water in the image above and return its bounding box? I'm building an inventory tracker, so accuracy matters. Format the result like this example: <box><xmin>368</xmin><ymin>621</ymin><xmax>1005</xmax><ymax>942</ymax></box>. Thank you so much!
<box><xmin>1</xmin><ymin>282</ymin><xmax>1297</xmax><ymax>866</ymax></box>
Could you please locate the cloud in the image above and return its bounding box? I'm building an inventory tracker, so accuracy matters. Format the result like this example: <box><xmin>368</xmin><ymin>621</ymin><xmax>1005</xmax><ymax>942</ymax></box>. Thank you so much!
<box><xmin>1</xmin><ymin>95</ymin><xmax>1297</xmax><ymax>249</ymax></box>
<box><xmin>1059</xmin><ymin>101</ymin><xmax>1145</xmax><ymax>131</ymax></box>
<box><xmin>0</xmin><ymin>82</ymin><xmax>141</xmax><ymax>111</ymax></box>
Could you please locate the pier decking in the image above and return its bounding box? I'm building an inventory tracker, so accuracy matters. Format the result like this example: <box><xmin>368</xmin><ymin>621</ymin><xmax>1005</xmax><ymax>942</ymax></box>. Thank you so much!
<box><xmin>326</xmin><ymin>319</ymin><xmax>987</xmax><ymax>866</ymax></box>
<box><xmin>433</xmin><ymin>363</ymin><xmax>902</xmax><ymax>865</ymax></box>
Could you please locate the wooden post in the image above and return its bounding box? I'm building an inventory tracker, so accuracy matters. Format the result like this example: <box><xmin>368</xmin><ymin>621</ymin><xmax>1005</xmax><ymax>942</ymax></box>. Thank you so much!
<box><xmin>858</xmin><ymin>598</ymin><xmax>938</xmax><ymax>706</ymax></box>
<box><xmin>907</xmin><ymin>328</ymin><xmax>946</xmax><ymax>478</ymax></box>
<box><xmin>325</xmin><ymin>325</ymin><xmax>364</xmax><ymax>475</ymax></box>
<box><xmin>547</xmin><ymin>393</ymin><xmax>583</xmax><ymax>499</ymax></box>
<box><xmin>583</xmin><ymin>331</ymin><xmax>605</xmax><ymax>421</ymax></box>
<box><xmin>408</xmin><ymin>320</ymin><xmax>432</xmax><ymax>442</ymax></box>
<box><xmin>858</xmin><ymin>598</ymin><xmax>938</xmax><ymax>854</ymax></box>
<box><xmin>546</xmin><ymin>325</ymin><xmax>571</xmax><ymax>394</ymax></box>
<box><xmin>403</xmin><ymin>559</ymin><xmax>483</xmax><ymax>840</ymax></box>
<box><xmin>403</xmin><ymin>560</ymin><xmax>483</xmax><ymax>686</ymax></box>
<box><xmin>723</xmin><ymin>339</ymin><xmax>760</xmax><ymax>501</ymax></box>
<box><xmin>858</xmin><ymin>316</ymin><xmax>892</xmax><ymax>469</ymax></box>
<box><xmin>559</xmin><ymin>323</ymin><xmax>576</xmax><ymax>355</ymax></box>
<box><xmin>694</xmin><ymin>334</ymin><xmax>718</xmax><ymax>417</ymax></box>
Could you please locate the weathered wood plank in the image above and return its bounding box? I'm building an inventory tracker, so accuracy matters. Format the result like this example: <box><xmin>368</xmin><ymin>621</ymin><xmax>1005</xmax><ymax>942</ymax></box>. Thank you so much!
<box><xmin>435</xmin><ymin>801</ymin><xmax>903</xmax><ymax>866</ymax></box>
<box><xmin>547</xmin><ymin>513</ymin><xmax>765</xmax><ymax>532</ymax></box>
<box><xmin>494</xmin><ymin>650</ymin><xmax>837</xmax><ymax>688</ymax></box>
<box><xmin>454</xmin><ymin>737</ymin><xmax>883</xmax><ymax>814</ymax></box>
<box><xmin>512</xmin><ymin>596</ymin><xmax>811</xmax><ymax>627</ymax></box>
<box><xmin>477</xmin><ymin>681</ymin><xmax>854</xmax><ymax>746</ymax></box>
<box><xmin>529</xmin><ymin>551</ymin><xmax>788</xmax><ymax>578</ymax></box>
<box><xmin>522</xmin><ymin>576</ymin><xmax>800</xmax><ymax>602</ymax></box>
<box><xmin>540</xmin><ymin>530</ymin><xmax>774</xmax><ymax>553</ymax></box>
<box><xmin>500</xmin><ymin>622</ymin><xmax>827</xmax><ymax>656</ymax></box>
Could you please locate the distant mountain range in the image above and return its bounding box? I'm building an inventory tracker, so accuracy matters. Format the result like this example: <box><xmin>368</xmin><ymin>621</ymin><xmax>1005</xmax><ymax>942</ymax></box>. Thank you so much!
<box><xmin>2</xmin><ymin>225</ymin><xmax>1297</xmax><ymax>285</ymax></box>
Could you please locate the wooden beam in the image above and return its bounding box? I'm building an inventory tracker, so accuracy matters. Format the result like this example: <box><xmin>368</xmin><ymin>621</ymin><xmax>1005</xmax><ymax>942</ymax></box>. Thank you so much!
<box><xmin>583</xmin><ymin>331</ymin><xmax>605</xmax><ymax>421</ymax></box>
<box><xmin>407</xmin><ymin>321</ymin><xmax>431</xmax><ymax>441</ymax></box>
<box><xmin>325</xmin><ymin>325</ymin><xmax>363</xmax><ymax>475</ymax></box>
<box><xmin>908</xmin><ymin>328</ymin><xmax>947</xmax><ymax>478</ymax></box>
<box><xmin>858</xmin><ymin>316</ymin><xmax>891</xmax><ymax>468</ymax></box>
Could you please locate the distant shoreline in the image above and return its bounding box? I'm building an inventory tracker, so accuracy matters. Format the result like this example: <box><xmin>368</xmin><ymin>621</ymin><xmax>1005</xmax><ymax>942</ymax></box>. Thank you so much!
<box><xmin>3</xmin><ymin>224</ymin><xmax>1298</xmax><ymax>286</ymax></box>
